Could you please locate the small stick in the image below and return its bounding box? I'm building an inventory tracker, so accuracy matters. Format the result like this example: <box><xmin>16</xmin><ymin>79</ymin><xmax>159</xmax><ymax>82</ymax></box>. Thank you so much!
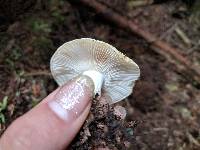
<box><xmin>72</xmin><ymin>0</ymin><xmax>200</xmax><ymax>87</ymax></box>
<box><xmin>175</xmin><ymin>26</ymin><xmax>191</xmax><ymax>46</ymax></box>
<box><xmin>128</xmin><ymin>0</ymin><xmax>154</xmax><ymax>8</ymax></box>
<box><xmin>23</xmin><ymin>71</ymin><xmax>52</xmax><ymax>77</ymax></box>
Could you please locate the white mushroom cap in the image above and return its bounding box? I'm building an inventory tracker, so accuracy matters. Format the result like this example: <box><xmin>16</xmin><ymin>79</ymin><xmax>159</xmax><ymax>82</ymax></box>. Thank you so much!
<box><xmin>50</xmin><ymin>38</ymin><xmax>140</xmax><ymax>104</ymax></box>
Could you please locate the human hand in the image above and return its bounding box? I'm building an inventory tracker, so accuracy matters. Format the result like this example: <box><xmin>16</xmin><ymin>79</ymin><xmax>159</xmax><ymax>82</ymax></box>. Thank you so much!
<box><xmin>0</xmin><ymin>76</ymin><xmax>94</xmax><ymax>150</ymax></box>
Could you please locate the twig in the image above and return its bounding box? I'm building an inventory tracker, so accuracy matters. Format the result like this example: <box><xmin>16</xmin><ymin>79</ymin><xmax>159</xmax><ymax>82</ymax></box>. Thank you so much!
<box><xmin>128</xmin><ymin>0</ymin><xmax>154</xmax><ymax>8</ymax></box>
<box><xmin>72</xmin><ymin>0</ymin><xmax>200</xmax><ymax>87</ymax></box>
<box><xmin>175</xmin><ymin>26</ymin><xmax>191</xmax><ymax>46</ymax></box>
<box><xmin>186</xmin><ymin>131</ymin><xmax>200</xmax><ymax>147</ymax></box>
<box><xmin>23</xmin><ymin>71</ymin><xmax>52</xmax><ymax>77</ymax></box>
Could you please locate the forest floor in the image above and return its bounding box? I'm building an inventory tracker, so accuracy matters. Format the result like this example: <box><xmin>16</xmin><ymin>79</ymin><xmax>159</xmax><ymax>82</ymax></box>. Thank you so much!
<box><xmin>0</xmin><ymin>0</ymin><xmax>200</xmax><ymax>150</ymax></box>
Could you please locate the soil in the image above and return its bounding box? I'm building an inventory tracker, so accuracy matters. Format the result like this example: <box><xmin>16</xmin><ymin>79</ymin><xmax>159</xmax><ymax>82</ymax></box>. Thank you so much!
<box><xmin>0</xmin><ymin>0</ymin><xmax>200</xmax><ymax>150</ymax></box>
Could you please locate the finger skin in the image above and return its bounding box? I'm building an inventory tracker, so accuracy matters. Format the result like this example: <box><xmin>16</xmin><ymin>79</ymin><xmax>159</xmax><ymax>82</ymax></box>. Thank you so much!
<box><xmin>0</xmin><ymin>76</ymin><xmax>94</xmax><ymax>150</ymax></box>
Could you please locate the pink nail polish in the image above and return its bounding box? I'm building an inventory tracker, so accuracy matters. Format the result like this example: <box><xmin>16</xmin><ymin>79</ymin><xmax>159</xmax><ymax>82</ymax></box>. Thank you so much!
<box><xmin>48</xmin><ymin>76</ymin><xmax>94</xmax><ymax>122</ymax></box>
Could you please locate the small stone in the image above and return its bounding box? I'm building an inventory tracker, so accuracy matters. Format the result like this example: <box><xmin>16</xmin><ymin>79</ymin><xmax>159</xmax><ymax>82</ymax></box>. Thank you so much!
<box><xmin>84</xmin><ymin>128</ymin><xmax>91</xmax><ymax>137</ymax></box>
<box><xmin>124</xmin><ymin>141</ymin><xmax>131</xmax><ymax>148</ymax></box>
<box><xmin>114</xmin><ymin>105</ymin><xmax>127</xmax><ymax>120</ymax></box>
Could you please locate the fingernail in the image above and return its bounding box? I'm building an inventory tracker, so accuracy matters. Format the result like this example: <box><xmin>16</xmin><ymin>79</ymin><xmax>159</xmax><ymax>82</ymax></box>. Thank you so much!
<box><xmin>48</xmin><ymin>75</ymin><xmax>94</xmax><ymax>122</ymax></box>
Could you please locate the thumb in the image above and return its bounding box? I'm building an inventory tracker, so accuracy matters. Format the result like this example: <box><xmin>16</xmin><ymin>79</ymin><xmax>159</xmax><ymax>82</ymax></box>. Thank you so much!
<box><xmin>0</xmin><ymin>75</ymin><xmax>94</xmax><ymax>150</ymax></box>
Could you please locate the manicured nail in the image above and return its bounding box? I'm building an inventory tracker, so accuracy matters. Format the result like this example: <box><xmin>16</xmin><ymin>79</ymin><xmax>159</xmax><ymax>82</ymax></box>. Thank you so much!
<box><xmin>48</xmin><ymin>75</ymin><xmax>94</xmax><ymax>122</ymax></box>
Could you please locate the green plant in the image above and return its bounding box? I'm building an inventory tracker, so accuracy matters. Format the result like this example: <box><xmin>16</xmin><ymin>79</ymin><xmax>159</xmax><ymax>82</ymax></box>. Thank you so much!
<box><xmin>28</xmin><ymin>18</ymin><xmax>51</xmax><ymax>33</ymax></box>
<box><xmin>5</xmin><ymin>47</ymin><xmax>22</xmax><ymax>70</ymax></box>
<box><xmin>0</xmin><ymin>96</ymin><xmax>8</xmax><ymax>124</ymax></box>
<box><xmin>52</xmin><ymin>10</ymin><xmax>65</xmax><ymax>23</ymax></box>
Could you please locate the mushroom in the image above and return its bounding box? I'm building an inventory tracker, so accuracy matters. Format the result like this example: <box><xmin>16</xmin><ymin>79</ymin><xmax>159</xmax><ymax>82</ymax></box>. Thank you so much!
<box><xmin>50</xmin><ymin>38</ymin><xmax>140</xmax><ymax>104</ymax></box>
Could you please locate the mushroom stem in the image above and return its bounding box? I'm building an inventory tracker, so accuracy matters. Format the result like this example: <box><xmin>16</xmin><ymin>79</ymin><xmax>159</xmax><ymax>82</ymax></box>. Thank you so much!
<box><xmin>82</xmin><ymin>70</ymin><xmax>104</xmax><ymax>97</ymax></box>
